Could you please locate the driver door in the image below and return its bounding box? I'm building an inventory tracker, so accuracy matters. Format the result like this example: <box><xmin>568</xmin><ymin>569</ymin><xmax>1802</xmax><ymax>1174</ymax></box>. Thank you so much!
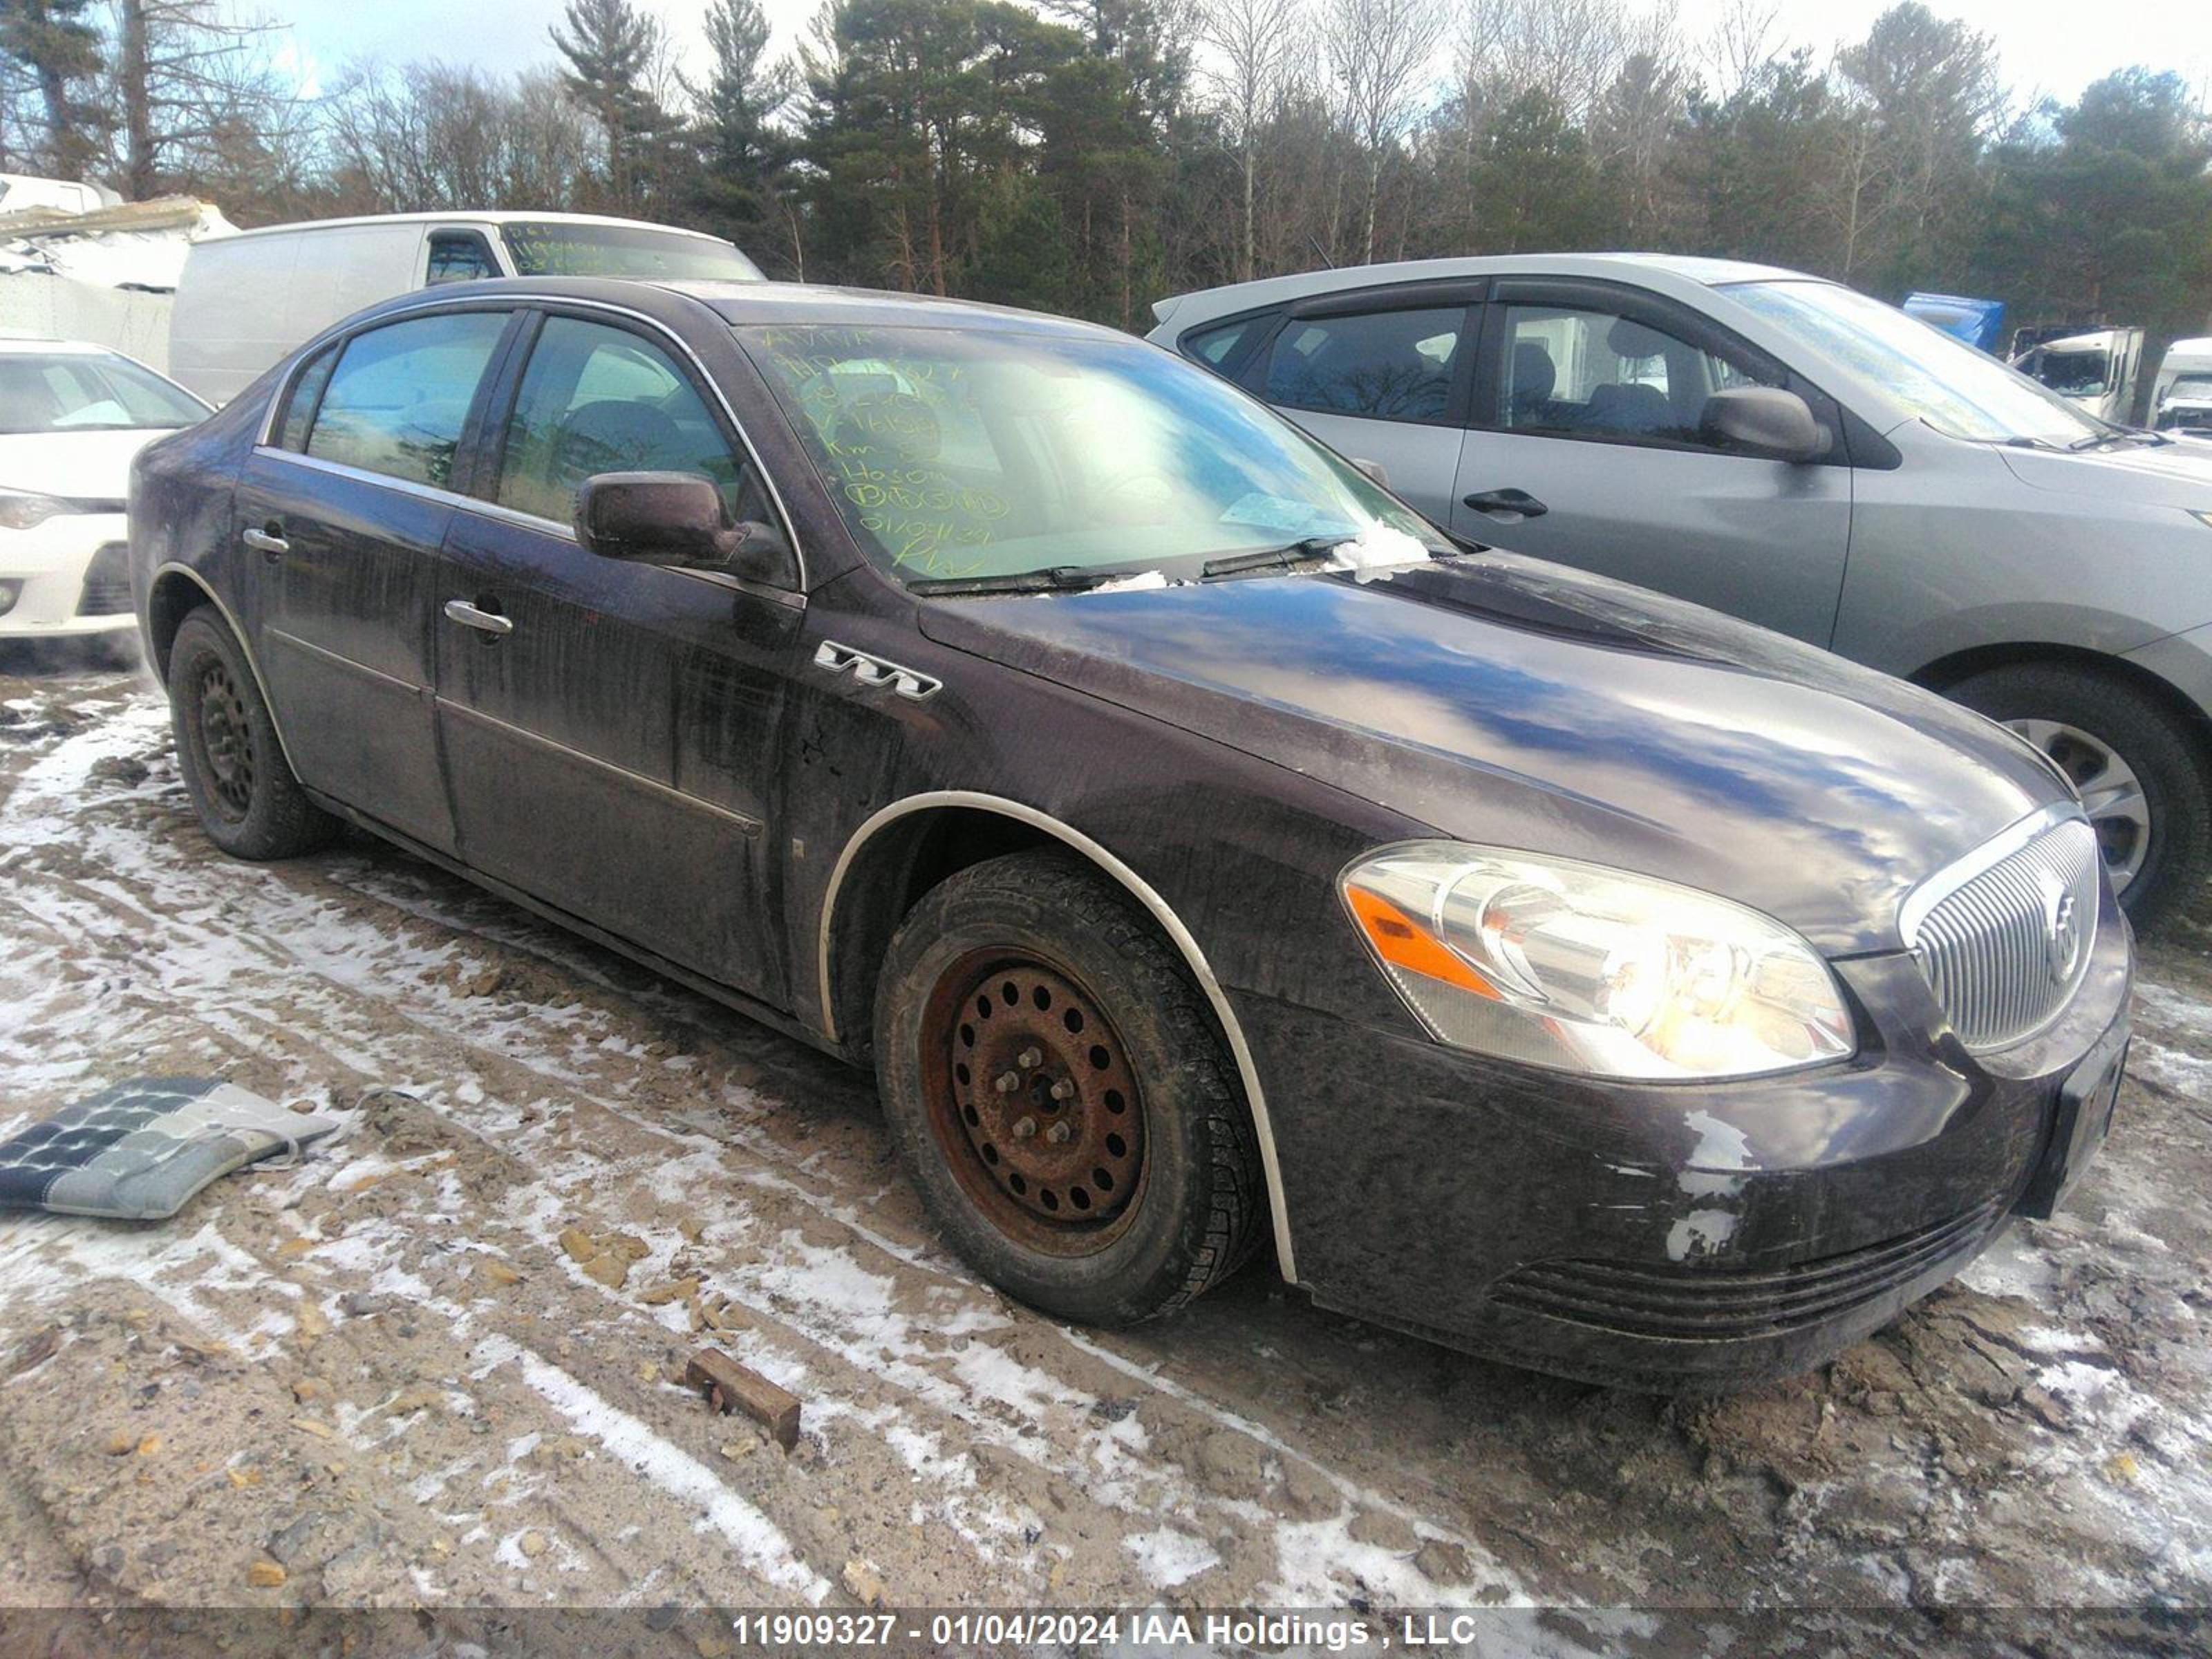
<box><xmin>429</xmin><ymin>309</ymin><xmax>804</xmax><ymax>1002</ymax></box>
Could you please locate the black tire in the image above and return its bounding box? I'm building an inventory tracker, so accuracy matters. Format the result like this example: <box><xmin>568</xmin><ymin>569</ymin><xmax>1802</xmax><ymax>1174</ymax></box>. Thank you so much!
<box><xmin>168</xmin><ymin>608</ymin><xmax>337</xmax><ymax>861</ymax></box>
<box><xmin>873</xmin><ymin>849</ymin><xmax>1264</xmax><ymax>1326</ymax></box>
<box><xmin>1947</xmin><ymin>663</ymin><xmax>2209</xmax><ymax>931</ymax></box>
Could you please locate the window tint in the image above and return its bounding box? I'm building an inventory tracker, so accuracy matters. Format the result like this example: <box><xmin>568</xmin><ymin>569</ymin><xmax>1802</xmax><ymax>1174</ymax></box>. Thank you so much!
<box><xmin>276</xmin><ymin>345</ymin><xmax>337</xmax><ymax>451</ymax></box>
<box><xmin>304</xmin><ymin>311</ymin><xmax>509</xmax><ymax>489</ymax></box>
<box><xmin>426</xmin><ymin>232</ymin><xmax>498</xmax><ymax>285</ymax></box>
<box><xmin>494</xmin><ymin>316</ymin><xmax>760</xmax><ymax>528</ymax></box>
<box><xmin>1182</xmin><ymin>315</ymin><xmax>1266</xmax><ymax>371</ymax></box>
<box><xmin>1496</xmin><ymin>303</ymin><xmax>1779</xmax><ymax>447</ymax></box>
<box><xmin>1264</xmin><ymin>306</ymin><xmax>1463</xmax><ymax>423</ymax></box>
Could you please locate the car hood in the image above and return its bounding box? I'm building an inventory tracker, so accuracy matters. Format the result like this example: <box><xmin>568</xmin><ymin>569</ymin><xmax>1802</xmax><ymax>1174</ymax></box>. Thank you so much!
<box><xmin>917</xmin><ymin>554</ymin><xmax>2072</xmax><ymax>955</ymax></box>
<box><xmin>0</xmin><ymin>429</ymin><xmax>168</xmax><ymax>504</ymax></box>
<box><xmin>1997</xmin><ymin>435</ymin><xmax>2212</xmax><ymax>505</ymax></box>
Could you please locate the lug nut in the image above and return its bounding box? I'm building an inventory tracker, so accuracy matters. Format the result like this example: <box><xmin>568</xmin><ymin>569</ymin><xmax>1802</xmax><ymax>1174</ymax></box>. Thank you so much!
<box><xmin>1049</xmin><ymin>1079</ymin><xmax>1074</xmax><ymax>1101</ymax></box>
<box><xmin>1045</xmin><ymin>1121</ymin><xmax>1071</xmax><ymax>1145</ymax></box>
<box><xmin>1017</xmin><ymin>1047</ymin><xmax>1042</xmax><ymax>1069</ymax></box>
<box><xmin>995</xmin><ymin>1071</ymin><xmax>1020</xmax><ymax>1094</ymax></box>
<box><xmin>1012</xmin><ymin>1116</ymin><xmax>1038</xmax><ymax>1140</ymax></box>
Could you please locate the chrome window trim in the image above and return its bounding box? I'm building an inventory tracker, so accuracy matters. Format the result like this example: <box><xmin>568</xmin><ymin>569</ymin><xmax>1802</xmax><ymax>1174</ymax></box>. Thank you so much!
<box><xmin>251</xmin><ymin>290</ymin><xmax>809</xmax><ymax>592</ymax></box>
<box><xmin>1897</xmin><ymin>800</ymin><xmax>2088</xmax><ymax>943</ymax></box>
<box><xmin>816</xmin><ymin>790</ymin><xmax>1300</xmax><ymax>1284</ymax></box>
<box><xmin>249</xmin><ymin>447</ymin><xmax>805</xmax><ymax>613</ymax></box>
<box><xmin>437</xmin><ymin>697</ymin><xmax>765</xmax><ymax>837</ymax></box>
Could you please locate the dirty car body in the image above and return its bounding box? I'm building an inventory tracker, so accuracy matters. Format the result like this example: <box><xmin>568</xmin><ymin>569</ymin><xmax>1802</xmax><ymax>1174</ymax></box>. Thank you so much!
<box><xmin>129</xmin><ymin>277</ymin><xmax>2133</xmax><ymax>1387</ymax></box>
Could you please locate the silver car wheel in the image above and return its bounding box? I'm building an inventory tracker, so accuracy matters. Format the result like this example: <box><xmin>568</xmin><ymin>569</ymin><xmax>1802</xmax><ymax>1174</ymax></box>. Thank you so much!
<box><xmin>2004</xmin><ymin>717</ymin><xmax>2151</xmax><ymax>894</ymax></box>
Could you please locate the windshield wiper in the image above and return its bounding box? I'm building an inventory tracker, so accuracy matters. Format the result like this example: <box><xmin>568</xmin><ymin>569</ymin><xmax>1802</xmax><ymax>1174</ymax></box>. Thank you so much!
<box><xmin>1200</xmin><ymin>534</ymin><xmax>1358</xmax><ymax>579</ymax></box>
<box><xmin>2068</xmin><ymin>427</ymin><xmax>2170</xmax><ymax>450</ymax></box>
<box><xmin>907</xmin><ymin>565</ymin><xmax>1138</xmax><ymax>597</ymax></box>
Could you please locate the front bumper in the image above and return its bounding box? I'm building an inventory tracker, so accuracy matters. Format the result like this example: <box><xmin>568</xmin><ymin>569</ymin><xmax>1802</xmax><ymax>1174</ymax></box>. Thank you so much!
<box><xmin>1237</xmin><ymin>882</ymin><xmax>2133</xmax><ymax>1389</ymax></box>
<box><xmin>0</xmin><ymin>512</ymin><xmax>135</xmax><ymax>638</ymax></box>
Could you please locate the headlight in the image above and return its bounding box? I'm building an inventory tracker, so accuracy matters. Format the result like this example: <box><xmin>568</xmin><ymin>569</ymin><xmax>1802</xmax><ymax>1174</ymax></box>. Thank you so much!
<box><xmin>0</xmin><ymin>489</ymin><xmax>73</xmax><ymax>530</ymax></box>
<box><xmin>1340</xmin><ymin>843</ymin><xmax>1855</xmax><ymax>1080</ymax></box>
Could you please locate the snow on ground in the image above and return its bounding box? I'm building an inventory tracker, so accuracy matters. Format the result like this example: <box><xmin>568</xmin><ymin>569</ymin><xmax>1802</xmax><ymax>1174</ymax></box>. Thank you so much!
<box><xmin>0</xmin><ymin>664</ymin><xmax>2206</xmax><ymax>1653</ymax></box>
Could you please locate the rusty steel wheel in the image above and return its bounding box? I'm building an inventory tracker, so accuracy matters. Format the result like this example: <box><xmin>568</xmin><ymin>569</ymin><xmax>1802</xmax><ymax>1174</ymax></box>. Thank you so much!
<box><xmin>874</xmin><ymin>850</ymin><xmax>1264</xmax><ymax>1327</ymax></box>
<box><xmin>921</xmin><ymin>952</ymin><xmax>1147</xmax><ymax>1256</ymax></box>
<box><xmin>168</xmin><ymin>608</ymin><xmax>337</xmax><ymax>861</ymax></box>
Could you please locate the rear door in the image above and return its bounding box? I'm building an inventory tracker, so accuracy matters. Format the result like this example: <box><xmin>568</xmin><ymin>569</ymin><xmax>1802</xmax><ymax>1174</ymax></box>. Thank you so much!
<box><xmin>233</xmin><ymin>305</ymin><xmax>521</xmax><ymax>854</ymax></box>
<box><xmin>428</xmin><ymin>308</ymin><xmax>804</xmax><ymax>1002</ymax></box>
<box><xmin>1239</xmin><ymin>283</ymin><xmax>1480</xmax><ymax>527</ymax></box>
<box><xmin>1451</xmin><ymin>278</ymin><xmax>1853</xmax><ymax>646</ymax></box>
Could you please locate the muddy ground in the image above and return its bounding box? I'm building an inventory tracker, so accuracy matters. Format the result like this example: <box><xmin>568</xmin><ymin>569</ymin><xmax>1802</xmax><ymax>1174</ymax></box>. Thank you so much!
<box><xmin>0</xmin><ymin>651</ymin><xmax>2207</xmax><ymax>1654</ymax></box>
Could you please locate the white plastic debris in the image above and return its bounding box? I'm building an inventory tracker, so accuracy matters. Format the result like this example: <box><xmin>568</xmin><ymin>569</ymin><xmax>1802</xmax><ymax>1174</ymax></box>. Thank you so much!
<box><xmin>1089</xmin><ymin>570</ymin><xmax>1170</xmax><ymax>593</ymax></box>
<box><xmin>1329</xmin><ymin>521</ymin><xmax>1432</xmax><ymax>583</ymax></box>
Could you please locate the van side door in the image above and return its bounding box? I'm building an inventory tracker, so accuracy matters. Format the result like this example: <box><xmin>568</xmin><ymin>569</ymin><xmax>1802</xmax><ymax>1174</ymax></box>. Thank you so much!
<box><xmin>232</xmin><ymin>306</ymin><xmax>523</xmax><ymax>855</ymax></box>
<box><xmin>427</xmin><ymin>308</ymin><xmax>805</xmax><ymax>1003</ymax></box>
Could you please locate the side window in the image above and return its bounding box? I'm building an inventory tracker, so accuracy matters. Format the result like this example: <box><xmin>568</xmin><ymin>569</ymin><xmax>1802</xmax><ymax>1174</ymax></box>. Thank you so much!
<box><xmin>1263</xmin><ymin>306</ymin><xmax>1463</xmax><ymax>424</ymax></box>
<box><xmin>426</xmin><ymin>232</ymin><xmax>499</xmax><ymax>285</ymax></box>
<box><xmin>304</xmin><ymin>310</ymin><xmax>509</xmax><ymax>488</ymax></box>
<box><xmin>1181</xmin><ymin>315</ymin><xmax>1269</xmax><ymax>373</ymax></box>
<box><xmin>1494</xmin><ymin>303</ymin><xmax>1781</xmax><ymax>447</ymax></box>
<box><xmin>493</xmin><ymin>315</ymin><xmax>766</xmax><ymax>532</ymax></box>
<box><xmin>275</xmin><ymin>344</ymin><xmax>337</xmax><ymax>451</ymax></box>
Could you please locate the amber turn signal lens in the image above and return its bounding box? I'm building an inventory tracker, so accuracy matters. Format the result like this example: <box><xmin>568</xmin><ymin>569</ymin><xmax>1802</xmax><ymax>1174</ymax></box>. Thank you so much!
<box><xmin>1345</xmin><ymin>886</ymin><xmax>1499</xmax><ymax>999</ymax></box>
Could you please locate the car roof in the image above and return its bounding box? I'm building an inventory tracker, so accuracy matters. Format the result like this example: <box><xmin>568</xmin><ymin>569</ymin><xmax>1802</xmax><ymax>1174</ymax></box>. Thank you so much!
<box><xmin>1153</xmin><ymin>252</ymin><xmax>1821</xmax><ymax>328</ymax></box>
<box><xmin>355</xmin><ymin>275</ymin><xmax>1123</xmax><ymax>344</ymax></box>
<box><xmin>0</xmin><ymin>332</ymin><xmax>112</xmax><ymax>355</ymax></box>
<box><xmin>206</xmin><ymin>210</ymin><xmax>733</xmax><ymax>244</ymax></box>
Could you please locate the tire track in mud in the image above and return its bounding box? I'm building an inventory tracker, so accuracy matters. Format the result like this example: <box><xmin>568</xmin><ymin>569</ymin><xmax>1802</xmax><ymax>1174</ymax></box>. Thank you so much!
<box><xmin>0</xmin><ymin>682</ymin><xmax>1546</xmax><ymax>1611</ymax></box>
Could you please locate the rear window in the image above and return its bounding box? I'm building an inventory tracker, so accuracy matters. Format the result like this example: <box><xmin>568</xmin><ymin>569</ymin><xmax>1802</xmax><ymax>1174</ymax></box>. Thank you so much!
<box><xmin>1262</xmin><ymin>307</ymin><xmax>1463</xmax><ymax>423</ymax></box>
<box><xmin>304</xmin><ymin>311</ymin><xmax>509</xmax><ymax>489</ymax></box>
<box><xmin>0</xmin><ymin>352</ymin><xmax>206</xmax><ymax>434</ymax></box>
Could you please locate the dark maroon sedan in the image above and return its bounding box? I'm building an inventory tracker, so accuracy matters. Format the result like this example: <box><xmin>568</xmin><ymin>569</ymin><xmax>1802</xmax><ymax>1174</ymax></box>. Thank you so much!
<box><xmin>128</xmin><ymin>277</ymin><xmax>2130</xmax><ymax>1387</ymax></box>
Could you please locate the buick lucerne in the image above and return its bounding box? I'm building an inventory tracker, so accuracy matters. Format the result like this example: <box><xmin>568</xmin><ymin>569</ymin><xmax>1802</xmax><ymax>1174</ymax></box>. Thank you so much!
<box><xmin>129</xmin><ymin>278</ymin><xmax>2132</xmax><ymax>1386</ymax></box>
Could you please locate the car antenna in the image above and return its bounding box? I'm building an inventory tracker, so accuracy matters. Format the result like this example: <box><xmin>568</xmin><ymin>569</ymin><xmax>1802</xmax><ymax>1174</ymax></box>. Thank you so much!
<box><xmin>1306</xmin><ymin>235</ymin><xmax>1335</xmax><ymax>271</ymax></box>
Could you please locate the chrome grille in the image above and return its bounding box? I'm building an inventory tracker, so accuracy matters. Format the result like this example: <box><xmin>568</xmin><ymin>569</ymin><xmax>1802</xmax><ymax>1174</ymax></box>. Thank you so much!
<box><xmin>1902</xmin><ymin>812</ymin><xmax>2100</xmax><ymax>1051</ymax></box>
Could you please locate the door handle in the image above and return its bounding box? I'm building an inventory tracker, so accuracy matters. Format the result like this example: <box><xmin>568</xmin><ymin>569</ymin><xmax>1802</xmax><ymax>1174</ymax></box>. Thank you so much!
<box><xmin>1463</xmin><ymin>488</ymin><xmax>1548</xmax><ymax>518</ymax></box>
<box><xmin>241</xmin><ymin>525</ymin><xmax>288</xmax><ymax>556</ymax></box>
<box><xmin>443</xmin><ymin>599</ymin><xmax>513</xmax><ymax>637</ymax></box>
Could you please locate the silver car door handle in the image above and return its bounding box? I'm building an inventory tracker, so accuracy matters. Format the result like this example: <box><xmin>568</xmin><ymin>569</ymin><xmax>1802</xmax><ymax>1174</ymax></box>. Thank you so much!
<box><xmin>241</xmin><ymin>526</ymin><xmax>288</xmax><ymax>554</ymax></box>
<box><xmin>443</xmin><ymin>599</ymin><xmax>514</xmax><ymax>636</ymax></box>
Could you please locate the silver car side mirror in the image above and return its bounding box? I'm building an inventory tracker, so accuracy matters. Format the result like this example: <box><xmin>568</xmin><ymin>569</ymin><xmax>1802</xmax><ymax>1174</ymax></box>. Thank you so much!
<box><xmin>1702</xmin><ymin>387</ymin><xmax>1824</xmax><ymax>462</ymax></box>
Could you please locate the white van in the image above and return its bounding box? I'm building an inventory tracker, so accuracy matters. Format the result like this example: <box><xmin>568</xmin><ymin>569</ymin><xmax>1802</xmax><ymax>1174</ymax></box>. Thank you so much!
<box><xmin>2152</xmin><ymin>337</ymin><xmax>2212</xmax><ymax>435</ymax></box>
<box><xmin>167</xmin><ymin>211</ymin><xmax>763</xmax><ymax>404</ymax></box>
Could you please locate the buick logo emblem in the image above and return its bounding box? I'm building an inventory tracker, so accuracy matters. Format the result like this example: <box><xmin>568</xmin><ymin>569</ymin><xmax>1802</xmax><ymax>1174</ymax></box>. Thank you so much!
<box><xmin>2038</xmin><ymin>875</ymin><xmax>2083</xmax><ymax>985</ymax></box>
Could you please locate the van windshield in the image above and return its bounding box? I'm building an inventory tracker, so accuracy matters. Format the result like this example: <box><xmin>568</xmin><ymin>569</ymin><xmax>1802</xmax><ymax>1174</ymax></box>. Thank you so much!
<box><xmin>1725</xmin><ymin>279</ymin><xmax>2106</xmax><ymax>447</ymax></box>
<box><xmin>498</xmin><ymin>223</ymin><xmax>763</xmax><ymax>282</ymax></box>
<box><xmin>0</xmin><ymin>351</ymin><xmax>207</xmax><ymax>435</ymax></box>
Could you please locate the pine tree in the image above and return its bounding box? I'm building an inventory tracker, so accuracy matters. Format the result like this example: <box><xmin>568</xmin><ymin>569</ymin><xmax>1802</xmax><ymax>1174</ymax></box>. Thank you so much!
<box><xmin>0</xmin><ymin>0</ymin><xmax>105</xmax><ymax>181</ymax></box>
<box><xmin>687</xmin><ymin>0</ymin><xmax>794</xmax><ymax>270</ymax></box>
<box><xmin>550</xmin><ymin>0</ymin><xmax>677</xmax><ymax>212</ymax></box>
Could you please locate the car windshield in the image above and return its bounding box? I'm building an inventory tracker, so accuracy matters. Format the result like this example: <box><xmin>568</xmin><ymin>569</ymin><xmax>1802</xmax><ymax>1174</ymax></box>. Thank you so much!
<box><xmin>498</xmin><ymin>223</ymin><xmax>762</xmax><ymax>282</ymax></box>
<box><xmin>0</xmin><ymin>351</ymin><xmax>207</xmax><ymax>435</ymax></box>
<box><xmin>2167</xmin><ymin>375</ymin><xmax>2212</xmax><ymax>402</ymax></box>
<box><xmin>738</xmin><ymin>322</ymin><xmax>1438</xmax><ymax>585</ymax></box>
<box><xmin>2024</xmin><ymin>348</ymin><xmax>2109</xmax><ymax>397</ymax></box>
<box><xmin>1725</xmin><ymin>279</ymin><xmax>2107</xmax><ymax>446</ymax></box>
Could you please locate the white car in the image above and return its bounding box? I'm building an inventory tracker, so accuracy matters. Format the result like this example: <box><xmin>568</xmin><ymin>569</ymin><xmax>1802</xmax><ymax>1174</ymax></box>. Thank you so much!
<box><xmin>0</xmin><ymin>335</ymin><xmax>209</xmax><ymax>646</ymax></box>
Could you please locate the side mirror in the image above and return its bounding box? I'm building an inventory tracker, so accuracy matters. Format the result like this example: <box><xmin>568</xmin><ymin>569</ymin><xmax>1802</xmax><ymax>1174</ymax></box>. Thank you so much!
<box><xmin>1701</xmin><ymin>386</ymin><xmax>1824</xmax><ymax>462</ymax></box>
<box><xmin>1350</xmin><ymin>456</ymin><xmax>1391</xmax><ymax>487</ymax></box>
<box><xmin>574</xmin><ymin>471</ymin><xmax>789</xmax><ymax>575</ymax></box>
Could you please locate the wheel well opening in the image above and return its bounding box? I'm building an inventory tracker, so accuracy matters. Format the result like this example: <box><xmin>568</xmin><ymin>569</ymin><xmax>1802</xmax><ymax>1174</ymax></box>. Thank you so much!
<box><xmin>827</xmin><ymin>807</ymin><xmax>1055</xmax><ymax>1065</ymax></box>
<box><xmin>145</xmin><ymin>572</ymin><xmax>209</xmax><ymax>682</ymax></box>
<box><xmin>1912</xmin><ymin>642</ymin><xmax>2212</xmax><ymax>763</ymax></box>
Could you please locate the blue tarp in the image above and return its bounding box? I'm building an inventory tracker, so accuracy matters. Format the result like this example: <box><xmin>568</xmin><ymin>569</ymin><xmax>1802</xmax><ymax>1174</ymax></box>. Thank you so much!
<box><xmin>1903</xmin><ymin>292</ymin><xmax>2007</xmax><ymax>353</ymax></box>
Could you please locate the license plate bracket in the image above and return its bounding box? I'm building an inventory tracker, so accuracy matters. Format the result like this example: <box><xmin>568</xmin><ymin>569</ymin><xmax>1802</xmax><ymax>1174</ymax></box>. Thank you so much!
<box><xmin>2016</xmin><ymin>1027</ymin><xmax>2128</xmax><ymax>1220</ymax></box>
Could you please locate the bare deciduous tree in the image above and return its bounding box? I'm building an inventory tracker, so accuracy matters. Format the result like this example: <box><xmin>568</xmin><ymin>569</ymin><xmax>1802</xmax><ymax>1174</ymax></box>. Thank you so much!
<box><xmin>1323</xmin><ymin>0</ymin><xmax>1445</xmax><ymax>263</ymax></box>
<box><xmin>1196</xmin><ymin>0</ymin><xmax>1304</xmax><ymax>280</ymax></box>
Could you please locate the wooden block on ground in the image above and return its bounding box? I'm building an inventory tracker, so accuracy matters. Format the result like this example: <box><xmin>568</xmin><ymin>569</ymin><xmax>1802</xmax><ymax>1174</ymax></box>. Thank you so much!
<box><xmin>685</xmin><ymin>1347</ymin><xmax>801</xmax><ymax>1449</ymax></box>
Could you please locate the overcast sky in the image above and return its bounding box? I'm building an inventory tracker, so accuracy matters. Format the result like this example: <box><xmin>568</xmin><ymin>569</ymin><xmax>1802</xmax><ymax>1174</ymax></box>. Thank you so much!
<box><xmin>279</xmin><ymin>0</ymin><xmax>2212</xmax><ymax>113</ymax></box>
